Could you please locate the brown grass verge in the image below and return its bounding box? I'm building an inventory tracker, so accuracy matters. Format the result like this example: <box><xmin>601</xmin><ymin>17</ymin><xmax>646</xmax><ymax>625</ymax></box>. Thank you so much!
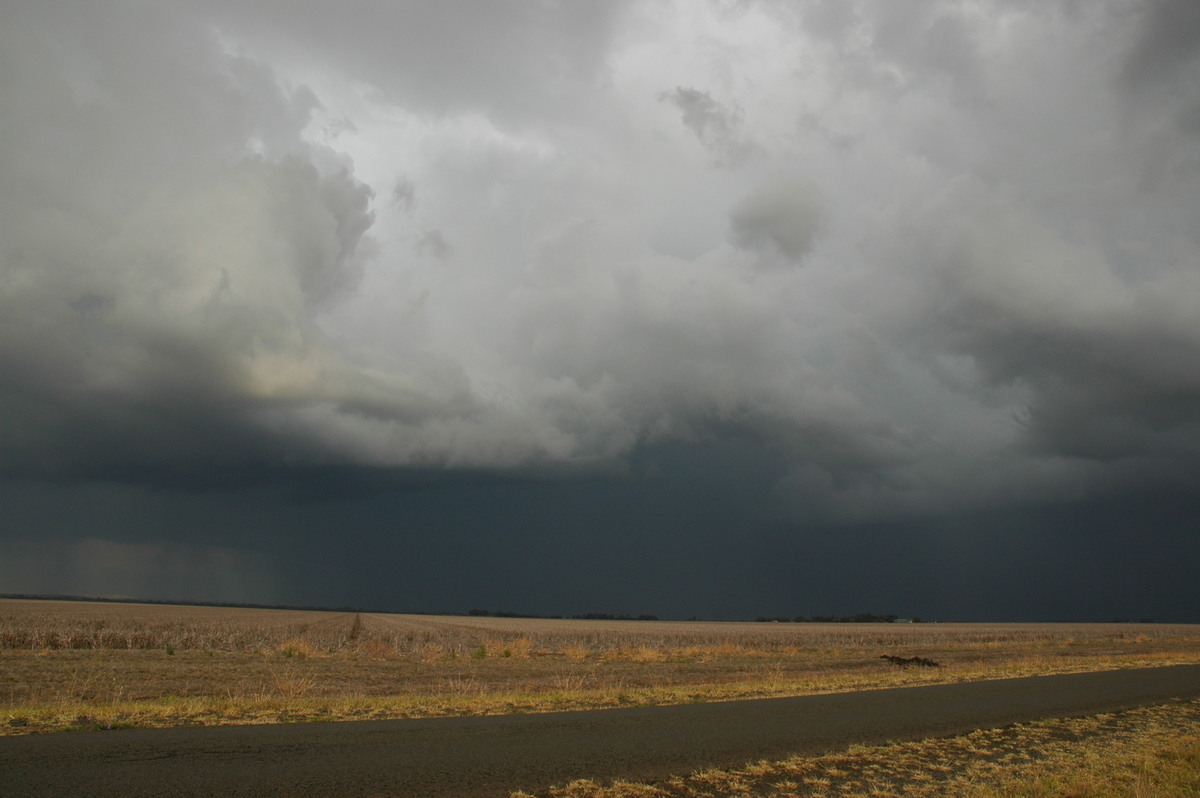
<box><xmin>511</xmin><ymin>699</ymin><xmax>1200</xmax><ymax>797</ymax></box>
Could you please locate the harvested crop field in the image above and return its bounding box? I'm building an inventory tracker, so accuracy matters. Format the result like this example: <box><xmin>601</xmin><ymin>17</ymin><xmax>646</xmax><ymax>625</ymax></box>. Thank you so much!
<box><xmin>3</xmin><ymin>599</ymin><xmax>1200</xmax><ymax>735</ymax></box>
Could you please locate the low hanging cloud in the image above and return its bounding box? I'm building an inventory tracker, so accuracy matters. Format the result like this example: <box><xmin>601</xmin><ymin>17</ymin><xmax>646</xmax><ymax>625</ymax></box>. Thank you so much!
<box><xmin>661</xmin><ymin>86</ymin><xmax>758</xmax><ymax>166</ymax></box>
<box><xmin>728</xmin><ymin>178</ymin><xmax>825</xmax><ymax>263</ymax></box>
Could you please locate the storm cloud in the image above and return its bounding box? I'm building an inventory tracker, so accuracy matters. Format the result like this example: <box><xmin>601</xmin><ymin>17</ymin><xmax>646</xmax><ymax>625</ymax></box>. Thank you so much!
<box><xmin>2</xmin><ymin>0</ymin><xmax>1198</xmax><ymax>620</ymax></box>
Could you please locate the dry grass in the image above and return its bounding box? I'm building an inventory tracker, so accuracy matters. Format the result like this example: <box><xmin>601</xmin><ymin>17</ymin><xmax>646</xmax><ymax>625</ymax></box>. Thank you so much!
<box><xmin>513</xmin><ymin>700</ymin><xmax>1200</xmax><ymax>798</ymax></box>
<box><xmin>6</xmin><ymin>599</ymin><xmax>1199</xmax><ymax>658</ymax></box>
<box><xmin>3</xmin><ymin>599</ymin><xmax>1200</xmax><ymax>737</ymax></box>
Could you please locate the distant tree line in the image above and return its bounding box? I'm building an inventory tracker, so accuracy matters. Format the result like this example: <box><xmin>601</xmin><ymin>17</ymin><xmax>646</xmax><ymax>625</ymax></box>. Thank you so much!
<box><xmin>571</xmin><ymin>612</ymin><xmax>660</xmax><ymax>621</ymax></box>
<box><xmin>754</xmin><ymin>613</ymin><xmax>921</xmax><ymax>623</ymax></box>
<box><xmin>467</xmin><ymin>609</ymin><xmax>659</xmax><ymax>621</ymax></box>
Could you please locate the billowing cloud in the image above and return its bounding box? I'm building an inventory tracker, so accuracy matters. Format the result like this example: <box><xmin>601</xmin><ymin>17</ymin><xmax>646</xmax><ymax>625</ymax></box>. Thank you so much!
<box><xmin>0</xmin><ymin>5</ymin><xmax>394</xmax><ymax>481</ymax></box>
<box><xmin>202</xmin><ymin>0</ymin><xmax>625</xmax><ymax>123</ymax></box>
<box><xmin>2</xmin><ymin>0</ymin><xmax>1199</xmax><ymax>617</ymax></box>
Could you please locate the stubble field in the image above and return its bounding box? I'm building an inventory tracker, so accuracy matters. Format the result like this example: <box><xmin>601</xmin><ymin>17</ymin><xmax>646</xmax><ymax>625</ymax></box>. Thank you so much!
<box><xmin>4</xmin><ymin>598</ymin><xmax>1199</xmax><ymax>737</ymax></box>
<box><xmin>6</xmin><ymin>600</ymin><xmax>1200</xmax><ymax>796</ymax></box>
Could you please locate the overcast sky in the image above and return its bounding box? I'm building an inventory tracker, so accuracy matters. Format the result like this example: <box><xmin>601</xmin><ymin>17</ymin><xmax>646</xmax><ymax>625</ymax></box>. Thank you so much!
<box><xmin>3</xmin><ymin>0</ymin><xmax>1199</xmax><ymax>621</ymax></box>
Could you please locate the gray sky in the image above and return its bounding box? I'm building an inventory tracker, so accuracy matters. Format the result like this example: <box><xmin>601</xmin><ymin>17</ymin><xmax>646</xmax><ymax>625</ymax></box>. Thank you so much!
<box><xmin>3</xmin><ymin>0</ymin><xmax>1199</xmax><ymax>620</ymax></box>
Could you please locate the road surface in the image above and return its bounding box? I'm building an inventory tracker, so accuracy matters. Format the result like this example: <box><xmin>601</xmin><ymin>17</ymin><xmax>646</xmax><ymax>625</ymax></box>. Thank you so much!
<box><xmin>3</xmin><ymin>665</ymin><xmax>1198</xmax><ymax>797</ymax></box>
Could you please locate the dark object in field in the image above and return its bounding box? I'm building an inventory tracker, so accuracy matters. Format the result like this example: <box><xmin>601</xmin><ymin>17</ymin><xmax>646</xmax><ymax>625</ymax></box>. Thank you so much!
<box><xmin>880</xmin><ymin>654</ymin><xmax>941</xmax><ymax>668</ymax></box>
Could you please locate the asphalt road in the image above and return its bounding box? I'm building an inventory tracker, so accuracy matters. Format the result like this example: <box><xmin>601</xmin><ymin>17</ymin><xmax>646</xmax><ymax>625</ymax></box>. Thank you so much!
<box><xmin>3</xmin><ymin>665</ymin><xmax>1199</xmax><ymax>797</ymax></box>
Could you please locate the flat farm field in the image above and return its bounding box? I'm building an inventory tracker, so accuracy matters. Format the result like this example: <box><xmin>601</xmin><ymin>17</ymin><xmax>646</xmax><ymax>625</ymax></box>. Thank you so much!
<box><xmin>3</xmin><ymin>599</ymin><xmax>1199</xmax><ymax>735</ymax></box>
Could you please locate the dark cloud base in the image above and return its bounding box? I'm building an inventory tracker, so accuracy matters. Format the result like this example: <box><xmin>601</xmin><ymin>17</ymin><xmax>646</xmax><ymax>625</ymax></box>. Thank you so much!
<box><xmin>278</xmin><ymin>483</ymin><xmax>1200</xmax><ymax>623</ymax></box>
<box><xmin>5</xmin><ymin>451</ymin><xmax>1197</xmax><ymax>623</ymax></box>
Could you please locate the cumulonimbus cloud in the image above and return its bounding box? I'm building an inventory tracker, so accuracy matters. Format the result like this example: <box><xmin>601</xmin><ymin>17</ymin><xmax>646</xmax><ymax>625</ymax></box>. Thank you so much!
<box><xmin>2</xmin><ymin>0</ymin><xmax>1199</xmax><ymax>527</ymax></box>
